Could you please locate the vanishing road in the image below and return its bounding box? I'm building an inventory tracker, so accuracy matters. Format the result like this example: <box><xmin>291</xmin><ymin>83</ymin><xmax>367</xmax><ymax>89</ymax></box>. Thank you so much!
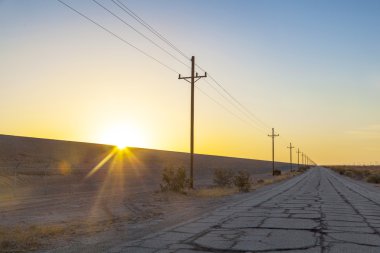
<box><xmin>109</xmin><ymin>167</ymin><xmax>380</xmax><ymax>253</ymax></box>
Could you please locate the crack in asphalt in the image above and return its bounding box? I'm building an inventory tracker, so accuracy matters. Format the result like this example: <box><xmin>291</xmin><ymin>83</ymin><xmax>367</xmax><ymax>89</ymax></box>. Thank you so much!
<box><xmin>326</xmin><ymin>173</ymin><xmax>379</xmax><ymax>235</ymax></box>
<box><xmin>107</xmin><ymin>168</ymin><xmax>380</xmax><ymax>253</ymax></box>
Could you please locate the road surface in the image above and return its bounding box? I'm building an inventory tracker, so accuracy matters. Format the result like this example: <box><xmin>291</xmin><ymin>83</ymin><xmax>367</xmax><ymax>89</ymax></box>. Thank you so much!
<box><xmin>109</xmin><ymin>167</ymin><xmax>380</xmax><ymax>253</ymax></box>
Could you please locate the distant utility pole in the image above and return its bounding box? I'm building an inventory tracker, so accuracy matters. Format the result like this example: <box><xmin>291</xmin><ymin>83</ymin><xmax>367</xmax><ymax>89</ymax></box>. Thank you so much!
<box><xmin>268</xmin><ymin>128</ymin><xmax>279</xmax><ymax>176</ymax></box>
<box><xmin>302</xmin><ymin>152</ymin><xmax>304</xmax><ymax>166</ymax></box>
<box><xmin>296</xmin><ymin>148</ymin><xmax>301</xmax><ymax>170</ymax></box>
<box><xmin>179</xmin><ymin>56</ymin><xmax>207</xmax><ymax>189</ymax></box>
<box><xmin>287</xmin><ymin>143</ymin><xmax>295</xmax><ymax>171</ymax></box>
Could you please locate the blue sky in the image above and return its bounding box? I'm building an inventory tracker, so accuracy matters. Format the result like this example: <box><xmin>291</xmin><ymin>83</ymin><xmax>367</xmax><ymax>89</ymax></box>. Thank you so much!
<box><xmin>1</xmin><ymin>0</ymin><xmax>379</xmax><ymax>164</ymax></box>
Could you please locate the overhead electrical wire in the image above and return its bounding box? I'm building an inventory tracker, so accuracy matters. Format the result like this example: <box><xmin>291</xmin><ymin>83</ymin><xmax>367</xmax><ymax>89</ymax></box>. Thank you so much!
<box><xmin>92</xmin><ymin>0</ymin><xmax>190</xmax><ymax>68</ymax></box>
<box><xmin>112</xmin><ymin>0</ymin><xmax>190</xmax><ymax>60</ymax></box>
<box><xmin>57</xmin><ymin>0</ymin><xmax>274</xmax><ymax>136</ymax></box>
<box><xmin>201</xmin><ymin>78</ymin><xmax>269</xmax><ymax>131</ymax></box>
<box><xmin>112</xmin><ymin>0</ymin><xmax>269</xmax><ymax>132</ymax></box>
<box><xmin>109</xmin><ymin>1</ymin><xmax>309</xmax><ymax>161</ymax></box>
<box><xmin>195</xmin><ymin>65</ymin><xmax>270</xmax><ymax>130</ymax></box>
<box><xmin>196</xmin><ymin>85</ymin><xmax>267</xmax><ymax>134</ymax></box>
<box><xmin>57</xmin><ymin>0</ymin><xmax>180</xmax><ymax>74</ymax></box>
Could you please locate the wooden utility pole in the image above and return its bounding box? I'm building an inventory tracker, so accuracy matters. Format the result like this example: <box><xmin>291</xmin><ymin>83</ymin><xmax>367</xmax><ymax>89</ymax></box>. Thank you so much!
<box><xmin>268</xmin><ymin>128</ymin><xmax>279</xmax><ymax>176</ymax></box>
<box><xmin>302</xmin><ymin>152</ymin><xmax>304</xmax><ymax>166</ymax></box>
<box><xmin>296</xmin><ymin>148</ymin><xmax>301</xmax><ymax>170</ymax></box>
<box><xmin>287</xmin><ymin>143</ymin><xmax>295</xmax><ymax>172</ymax></box>
<box><xmin>179</xmin><ymin>56</ymin><xmax>206</xmax><ymax>188</ymax></box>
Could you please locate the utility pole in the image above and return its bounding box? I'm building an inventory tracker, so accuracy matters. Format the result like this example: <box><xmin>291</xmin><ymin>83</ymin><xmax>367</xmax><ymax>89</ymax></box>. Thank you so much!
<box><xmin>302</xmin><ymin>152</ymin><xmax>304</xmax><ymax>166</ymax></box>
<box><xmin>179</xmin><ymin>56</ymin><xmax>207</xmax><ymax>189</ymax></box>
<box><xmin>287</xmin><ymin>143</ymin><xmax>295</xmax><ymax>172</ymax></box>
<box><xmin>268</xmin><ymin>128</ymin><xmax>279</xmax><ymax>176</ymax></box>
<box><xmin>296</xmin><ymin>148</ymin><xmax>301</xmax><ymax>170</ymax></box>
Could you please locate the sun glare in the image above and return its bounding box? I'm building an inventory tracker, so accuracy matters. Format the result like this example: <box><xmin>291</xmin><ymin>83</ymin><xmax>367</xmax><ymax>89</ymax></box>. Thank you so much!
<box><xmin>99</xmin><ymin>124</ymin><xmax>146</xmax><ymax>149</ymax></box>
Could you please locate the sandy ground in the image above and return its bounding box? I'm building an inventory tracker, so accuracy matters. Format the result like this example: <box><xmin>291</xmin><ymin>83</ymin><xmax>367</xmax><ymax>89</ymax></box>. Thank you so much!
<box><xmin>1</xmin><ymin>171</ymin><xmax>293</xmax><ymax>252</ymax></box>
<box><xmin>0</xmin><ymin>135</ymin><xmax>294</xmax><ymax>252</ymax></box>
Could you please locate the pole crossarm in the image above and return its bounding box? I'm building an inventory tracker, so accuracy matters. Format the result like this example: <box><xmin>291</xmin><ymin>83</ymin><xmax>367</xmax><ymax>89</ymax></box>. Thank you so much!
<box><xmin>179</xmin><ymin>72</ymin><xmax>207</xmax><ymax>83</ymax></box>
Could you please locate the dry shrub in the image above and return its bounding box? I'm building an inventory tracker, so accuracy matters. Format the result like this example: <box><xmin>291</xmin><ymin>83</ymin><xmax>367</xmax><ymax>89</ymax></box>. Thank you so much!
<box><xmin>213</xmin><ymin>168</ymin><xmax>234</xmax><ymax>187</ymax></box>
<box><xmin>257</xmin><ymin>179</ymin><xmax>265</xmax><ymax>184</ymax></box>
<box><xmin>344</xmin><ymin>170</ymin><xmax>354</xmax><ymax>178</ymax></box>
<box><xmin>329</xmin><ymin>166</ymin><xmax>380</xmax><ymax>184</ymax></box>
<box><xmin>351</xmin><ymin>169</ymin><xmax>370</xmax><ymax>179</ymax></box>
<box><xmin>160</xmin><ymin>167</ymin><xmax>188</xmax><ymax>193</ymax></box>
<box><xmin>297</xmin><ymin>166</ymin><xmax>310</xmax><ymax>173</ymax></box>
<box><xmin>0</xmin><ymin>225</ymin><xmax>65</xmax><ymax>252</ymax></box>
<box><xmin>367</xmin><ymin>174</ymin><xmax>380</xmax><ymax>184</ymax></box>
<box><xmin>273</xmin><ymin>169</ymin><xmax>282</xmax><ymax>176</ymax></box>
<box><xmin>336</xmin><ymin>168</ymin><xmax>345</xmax><ymax>175</ymax></box>
<box><xmin>233</xmin><ymin>170</ymin><xmax>252</xmax><ymax>192</ymax></box>
<box><xmin>192</xmin><ymin>187</ymin><xmax>236</xmax><ymax>198</ymax></box>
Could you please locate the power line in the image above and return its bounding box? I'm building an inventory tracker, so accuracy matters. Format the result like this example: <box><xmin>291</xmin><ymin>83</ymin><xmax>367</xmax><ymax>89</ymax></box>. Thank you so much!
<box><xmin>111</xmin><ymin>0</ymin><xmax>270</xmax><ymax>132</ymax></box>
<box><xmin>207</xmin><ymin>72</ymin><xmax>270</xmax><ymax>130</ymax></box>
<box><xmin>112</xmin><ymin>0</ymin><xmax>190</xmax><ymax>60</ymax></box>
<box><xmin>92</xmin><ymin>0</ymin><xmax>190</xmax><ymax>68</ymax></box>
<box><xmin>57</xmin><ymin>0</ymin><xmax>179</xmax><ymax>74</ymax></box>
<box><xmin>195</xmin><ymin>64</ymin><xmax>269</xmax><ymax>130</ymax></box>
<box><xmin>196</xmin><ymin>85</ymin><xmax>266</xmax><ymax>133</ymax></box>
<box><xmin>57</xmin><ymin>0</ymin><xmax>267</xmax><ymax>134</ymax></box>
<box><xmin>56</xmin><ymin>0</ymin><xmax>312</xmax><ymax>163</ymax></box>
<box><xmin>201</xmin><ymin>78</ymin><xmax>268</xmax><ymax>132</ymax></box>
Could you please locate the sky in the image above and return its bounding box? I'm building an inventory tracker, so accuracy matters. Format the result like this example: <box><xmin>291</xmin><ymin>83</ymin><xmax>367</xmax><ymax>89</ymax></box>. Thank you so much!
<box><xmin>1</xmin><ymin>0</ymin><xmax>379</xmax><ymax>165</ymax></box>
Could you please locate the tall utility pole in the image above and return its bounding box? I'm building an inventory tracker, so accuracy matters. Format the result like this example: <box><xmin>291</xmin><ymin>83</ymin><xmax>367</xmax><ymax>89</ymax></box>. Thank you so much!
<box><xmin>302</xmin><ymin>152</ymin><xmax>304</xmax><ymax>166</ymax></box>
<box><xmin>179</xmin><ymin>56</ymin><xmax>207</xmax><ymax>189</ymax></box>
<box><xmin>287</xmin><ymin>143</ymin><xmax>295</xmax><ymax>172</ymax></box>
<box><xmin>296</xmin><ymin>148</ymin><xmax>301</xmax><ymax>170</ymax></box>
<box><xmin>268</xmin><ymin>128</ymin><xmax>279</xmax><ymax>176</ymax></box>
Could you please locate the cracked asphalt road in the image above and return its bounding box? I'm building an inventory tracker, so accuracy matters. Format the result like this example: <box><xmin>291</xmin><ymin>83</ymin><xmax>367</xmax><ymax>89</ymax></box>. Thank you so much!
<box><xmin>109</xmin><ymin>167</ymin><xmax>380</xmax><ymax>253</ymax></box>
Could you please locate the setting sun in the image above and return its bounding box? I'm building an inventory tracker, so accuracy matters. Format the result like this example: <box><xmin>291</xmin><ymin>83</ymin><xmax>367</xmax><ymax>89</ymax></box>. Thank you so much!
<box><xmin>99</xmin><ymin>124</ymin><xmax>146</xmax><ymax>149</ymax></box>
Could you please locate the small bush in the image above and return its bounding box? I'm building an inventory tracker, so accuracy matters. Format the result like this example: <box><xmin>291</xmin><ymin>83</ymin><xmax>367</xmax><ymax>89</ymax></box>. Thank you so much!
<box><xmin>344</xmin><ymin>170</ymin><xmax>354</xmax><ymax>178</ymax></box>
<box><xmin>257</xmin><ymin>179</ymin><xmax>265</xmax><ymax>184</ymax></box>
<box><xmin>160</xmin><ymin>167</ymin><xmax>188</xmax><ymax>192</ymax></box>
<box><xmin>273</xmin><ymin>169</ymin><xmax>282</xmax><ymax>176</ymax></box>
<box><xmin>297</xmin><ymin>166</ymin><xmax>310</xmax><ymax>173</ymax></box>
<box><xmin>213</xmin><ymin>168</ymin><xmax>234</xmax><ymax>187</ymax></box>
<box><xmin>367</xmin><ymin>174</ymin><xmax>380</xmax><ymax>184</ymax></box>
<box><xmin>233</xmin><ymin>170</ymin><xmax>252</xmax><ymax>192</ymax></box>
<box><xmin>0</xmin><ymin>225</ymin><xmax>65</xmax><ymax>252</ymax></box>
<box><xmin>363</xmin><ymin>170</ymin><xmax>372</xmax><ymax>177</ymax></box>
<box><xmin>1</xmin><ymin>240</ymin><xmax>14</xmax><ymax>250</ymax></box>
<box><xmin>193</xmin><ymin>187</ymin><xmax>236</xmax><ymax>198</ymax></box>
<box><xmin>350</xmin><ymin>169</ymin><xmax>371</xmax><ymax>179</ymax></box>
<box><xmin>336</xmin><ymin>169</ymin><xmax>345</xmax><ymax>175</ymax></box>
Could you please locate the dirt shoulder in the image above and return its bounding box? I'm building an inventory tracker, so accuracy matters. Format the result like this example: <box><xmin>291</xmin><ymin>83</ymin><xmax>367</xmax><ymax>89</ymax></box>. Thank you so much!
<box><xmin>1</xmin><ymin>171</ymin><xmax>300</xmax><ymax>253</ymax></box>
<box><xmin>327</xmin><ymin>165</ymin><xmax>380</xmax><ymax>185</ymax></box>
